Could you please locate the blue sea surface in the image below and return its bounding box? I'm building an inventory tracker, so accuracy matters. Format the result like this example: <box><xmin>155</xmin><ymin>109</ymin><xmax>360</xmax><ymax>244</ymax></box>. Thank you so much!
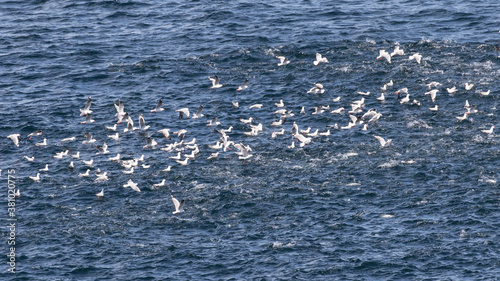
<box><xmin>1</xmin><ymin>0</ymin><xmax>500</xmax><ymax>280</ymax></box>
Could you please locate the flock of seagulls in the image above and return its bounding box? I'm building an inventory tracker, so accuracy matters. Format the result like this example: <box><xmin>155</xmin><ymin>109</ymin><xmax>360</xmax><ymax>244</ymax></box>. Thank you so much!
<box><xmin>4</xmin><ymin>46</ymin><xmax>497</xmax><ymax>214</ymax></box>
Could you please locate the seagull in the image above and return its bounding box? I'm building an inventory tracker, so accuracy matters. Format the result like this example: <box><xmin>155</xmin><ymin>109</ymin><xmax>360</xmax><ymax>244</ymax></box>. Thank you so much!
<box><xmin>481</xmin><ymin>125</ymin><xmax>494</xmax><ymax>134</ymax></box>
<box><xmin>479</xmin><ymin>90</ymin><xmax>490</xmax><ymax>96</ymax></box>
<box><xmin>35</xmin><ymin>138</ymin><xmax>47</xmax><ymax>146</ymax></box>
<box><xmin>24</xmin><ymin>155</ymin><xmax>35</xmax><ymax>162</ymax></box>
<box><xmin>192</xmin><ymin>105</ymin><xmax>204</xmax><ymax>119</ymax></box>
<box><xmin>138</xmin><ymin>114</ymin><xmax>150</xmax><ymax>130</ymax></box>
<box><xmin>122</xmin><ymin>167</ymin><xmax>134</xmax><ymax>174</ymax></box>
<box><xmin>174</xmin><ymin>129</ymin><xmax>188</xmax><ymax>141</ymax></box>
<box><xmin>208</xmin><ymin>75</ymin><xmax>223</xmax><ymax>89</ymax></box>
<box><xmin>162</xmin><ymin>166</ymin><xmax>172</xmax><ymax>172</ymax></box>
<box><xmin>144</xmin><ymin>137</ymin><xmax>158</xmax><ymax>149</ymax></box>
<box><xmin>319</xmin><ymin>129</ymin><xmax>330</xmax><ymax>136</ymax></box>
<box><xmin>151</xmin><ymin>98</ymin><xmax>164</xmax><ymax>113</ymax></box>
<box><xmin>123</xmin><ymin>179</ymin><xmax>140</xmax><ymax>192</ymax></box>
<box><xmin>158</xmin><ymin>129</ymin><xmax>172</xmax><ymax>140</ymax></box>
<box><xmin>96</xmin><ymin>142</ymin><xmax>110</xmax><ymax>155</ymax></box>
<box><xmin>82</xmin><ymin>132</ymin><xmax>96</xmax><ymax>144</ymax></box>
<box><xmin>71</xmin><ymin>151</ymin><xmax>80</xmax><ymax>159</ymax></box>
<box><xmin>377</xmin><ymin>50</ymin><xmax>391</xmax><ymax>63</ymax></box>
<box><xmin>39</xmin><ymin>164</ymin><xmax>49</xmax><ymax>172</ymax></box>
<box><xmin>108</xmin><ymin>154</ymin><xmax>121</xmax><ymax>161</ymax></box>
<box><xmin>94</xmin><ymin>172</ymin><xmax>109</xmax><ymax>182</ymax></box>
<box><xmin>271</xmin><ymin>128</ymin><xmax>285</xmax><ymax>138</ymax></box>
<box><xmin>294</xmin><ymin>133</ymin><xmax>312</xmax><ymax>147</ymax></box>
<box><xmin>171</xmin><ymin>195</ymin><xmax>185</xmax><ymax>214</ymax></box>
<box><xmin>105</xmin><ymin>124</ymin><xmax>117</xmax><ymax>131</ymax></box>
<box><xmin>429</xmin><ymin>105</ymin><xmax>439</xmax><ymax>111</ymax></box>
<box><xmin>465</xmin><ymin>83</ymin><xmax>474</xmax><ymax>91</ymax></box>
<box><xmin>78</xmin><ymin>169</ymin><xmax>91</xmax><ymax>177</ymax></box>
<box><xmin>249</xmin><ymin>104</ymin><xmax>263</xmax><ymax>109</ymax></box>
<box><xmin>114</xmin><ymin>99</ymin><xmax>125</xmax><ymax>120</ymax></box>
<box><xmin>207</xmin><ymin>152</ymin><xmax>219</xmax><ymax>160</ymax></box>
<box><xmin>236</xmin><ymin>145</ymin><xmax>253</xmax><ymax>161</ymax></box>
<box><xmin>81</xmin><ymin>113</ymin><xmax>95</xmax><ymax>124</ymax></box>
<box><xmin>82</xmin><ymin>159</ymin><xmax>94</xmax><ymax>167</ymax></box>
<box><xmin>169</xmin><ymin>152</ymin><xmax>182</xmax><ymax>160</ymax></box>
<box><xmin>390</xmin><ymin>45</ymin><xmax>404</xmax><ymax>56</ymax></box>
<box><xmin>307</xmin><ymin>83</ymin><xmax>325</xmax><ymax>94</ymax></box>
<box><xmin>330</xmin><ymin>107</ymin><xmax>345</xmax><ymax>114</ymax></box>
<box><xmin>456</xmin><ymin>112</ymin><xmax>469</xmax><ymax>122</ymax></box>
<box><xmin>240</xmin><ymin>117</ymin><xmax>254</xmax><ymax>124</ymax></box>
<box><xmin>270</xmin><ymin>119</ymin><xmax>283</xmax><ymax>127</ymax></box>
<box><xmin>107</xmin><ymin>133</ymin><xmax>119</xmax><ymax>141</ymax></box>
<box><xmin>6</xmin><ymin>134</ymin><xmax>21</xmax><ymax>147</ymax></box>
<box><xmin>376</xmin><ymin>92</ymin><xmax>385</xmax><ymax>101</ymax></box>
<box><xmin>232</xmin><ymin>101</ymin><xmax>239</xmax><ymax>108</ymax></box>
<box><xmin>96</xmin><ymin>189</ymin><xmax>104</xmax><ymax>198</ymax></box>
<box><xmin>53</xmin><ymin>150</ymin><xmax>69</xmax><ymax>159</ymax></box>
<box><xmin>29</xmin><ymin>173</ymin><xmax>40</xmax><ymax>182</ymax></box>
<box><xmin>399</xmin><ymin>94</ymin><xmax>410</xmax><ymax>104</ymax></box>
<box><xmin>28</xmin><ymin>130</ymin><xmax>42</xmax><ymax>139</ymax></box>
<box><xmin>80</xmin><ymin>96</ymin><xmax>92</xmax><ymax>116</ymax></box>
<box><xmin>332</xmin><ymin>96</ymin><xmax>341</xmax><ymax>102</ymax></box>
<box><xmin>60</xmin><ymin>136</ymin><xmax>76</xmax><ymax>143</ymax></box>
<box><xmin>69</xmin><ymin>161</ymin><xmax>74</xmax><ymax>169</ymax></box>
<box><xmin>175</xmin><ymin>108</ymin><xmax>190</xmax><ymax>119</ymax></box>
<box><xmin>176</xmin><ymin>157</ymin><xmax>189</xmax><ymax>166</ymax></box>
<box><xmin>274</xmin><ymin>100</ymin><xmax>285</xmax><ymax>108</ymax></box>
<box><xmin>427</xmin><ymin>81</ymin><xmax>442</xmax><ymax>89</ymax></box>
<box><xmin>153</xmin><ymin>179</ymin><xmax>166</xmax><ymax>187</ymax></box>
<box><xmin>409</xmin><ymin>53</ymin><xmax>422</xmax><ymax>64</ymax></box>
<box><xmin>373</xmin><ymin>135</ymin><xmax>392</xmax><ymax>147</ymax></box>
<box><xmin>207</xmin><ymin>117</ymin><xmax>221</xmax><ymax>127</ymax></box>
<box><xmin>313</xmin><ymin>53</ymin><xmax>329</xmax><ymax>65</ymax></box>
<box><xmin>446</xmin><ymin>86</ymin><xmax>457</xmax><ymax>94</ymax></box>
<box><xmin>237</xmin><ymin>79</ymin><xmax>249</xmax><ymax>91</ymax></box>
<box><xmin>425</xmin><ymin>89</ymin><xmax>439</xmax><ymax>102</ymax></box>
<box><xmin>357</xmin><ymin>91</ymin><xmax>370</xmax><ymax>96</ymax></box>
<box><xmin>276</xmin><ymin>56</ymin><xmax>290</xmax><ymax>66</ymax></box>
<box><xmin>381</xmin><ymin>80</ymin><xmax>394</xmax><ymax>91</ymax></box>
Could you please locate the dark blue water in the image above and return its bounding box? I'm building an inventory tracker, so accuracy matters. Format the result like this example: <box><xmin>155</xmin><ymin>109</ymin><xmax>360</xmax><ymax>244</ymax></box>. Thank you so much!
<box><xmin>1</xmin><ymin>0</ymin><xmax>500</xmax><ymax>280</ymax></box>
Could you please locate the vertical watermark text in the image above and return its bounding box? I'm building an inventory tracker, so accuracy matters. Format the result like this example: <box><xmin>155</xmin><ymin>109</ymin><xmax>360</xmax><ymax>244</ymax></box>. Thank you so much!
<box><xmin>6</xmin><ymin>169</ymin><xmax>17</xmax><ymax>273</ymax></box>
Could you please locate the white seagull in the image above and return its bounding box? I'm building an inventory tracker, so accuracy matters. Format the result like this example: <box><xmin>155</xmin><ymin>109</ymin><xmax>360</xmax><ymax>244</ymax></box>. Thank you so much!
<box><xmin>123</xmin><ymin>179</ymin><xmax>141</xmax><ymax>192</ymax></box>
<box><xmin>409</xmin><ymin>53</ymin><xmax>422</xmax><ymax>64</ymax></box>
<box><xmin>373</xmin><ymin>135</ymin><xmax>392</xmax><ymax>147</ymax></box>
<box><xmin>208</xmin><ymin>75</ymin><xmax>223</xmax><ymax>89</ymax></box>
<box><xmin>237</xmin><ymin>79</ymin><xmax>249</xmax><ymax>91</ymax></box>
<box><xmin>175</xmin><ymin>108</ymin><xmax>190</xmax><ymax>119</ymax></box>
<box><xmin>377</xmin><ymin>50</ymin><xmax>391</xmax><ymax>63</ymax></box>
<box><xmin>29</xmin><ymin>173</ymin><xmax>40</xmax><ymax>182</ymax></box>
<box><xmin>171</xmin><ymin>195</ymin><xmax>185</xmax><ymax>214</ymax></box>
<box><xmin>6</xmin><ymin>134</ymin><xmax>21</xmax><ymax>147</ymax></box>
<box><xmin>192</xmin><ymin>105</ymin><xmax>204</xmax><ymax>119</ymax></box>
<box><xmin>313</xmin><ymin>53</ymin><xmax>329</xmax><ymax>65</ymax></box>
<box><xmin>481</xmin><ymin>125</ymin><xmax>495</xmax><ymax>134</ymax></box>
<box><xmin>80</xmin><ymin>96</ymin><xmax>92</xmax><ymax>116</ymax></box>
<box><xmin>276</xmin><ymin>56</ymin><xmax>290</xmax><ymax>66</ymax></box>
<box><xmin>35</xmin><ymin>138</ymin><xmax>47</xmax><ymax>146</ymax></box>
<box><xmin>151</xmin><ymin>98</ymin><xmax>165</xmax><ymax>113</ymax></box>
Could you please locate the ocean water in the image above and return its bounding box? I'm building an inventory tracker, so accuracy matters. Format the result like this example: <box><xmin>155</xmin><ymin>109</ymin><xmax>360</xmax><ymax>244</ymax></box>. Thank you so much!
<box><xmin>1</xmin><ymin>0</ymin><xmax>500</xmax><ymax>280</ymax></box>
